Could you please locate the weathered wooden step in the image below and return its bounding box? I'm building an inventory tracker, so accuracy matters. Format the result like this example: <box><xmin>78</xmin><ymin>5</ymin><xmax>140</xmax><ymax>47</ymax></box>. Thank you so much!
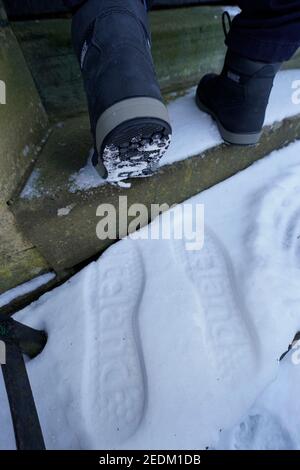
<box><xmin>10</xmin><ymin>78</ymin><xmax>300</xmax><ymax>272</ymax></box>
<box><xmin>3</xmin><ymin>3</ymin><xmax>300</xmax><ymax>296</ymax></box>
<box><xmin>0</xmin><ymin>0</ymin><xmax>50</xmax><ymax>293</ymax></box>
<box><xmin>12</xmin><ymin>6</ymin><xmax>300</xmax><ymax>122</ymax></box>
<box><xmin>4</xmin><ymin>1</ymin><xmax>225</xmax><ymax>18</ymax></box>
<box><xmin>10</xmin><ymin>7</ymin><xmax>232</xmax><ymax>120</ymax></box>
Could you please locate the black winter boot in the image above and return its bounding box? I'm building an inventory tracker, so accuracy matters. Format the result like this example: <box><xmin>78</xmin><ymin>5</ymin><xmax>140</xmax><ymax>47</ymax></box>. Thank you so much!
<box><xmin>72</xmin><ymin>0</ymin><xmax>171</xmax><ymax>183</ymax></box>
<box><xmin>196</xmin><ymin>14</ymin><xmax>281</xmax><ymax>146</ymax></box>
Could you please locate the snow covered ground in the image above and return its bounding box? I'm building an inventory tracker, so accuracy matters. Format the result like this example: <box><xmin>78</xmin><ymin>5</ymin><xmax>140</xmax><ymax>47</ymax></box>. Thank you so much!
<box><xmin>216</xmin><ymin>355</ymin><xmax>300</xmax><ymax>450</ymax></box>
<box><xmin>1</xmin><ymin>138</ymin><xmax>300</xmax><ymax>450</ymax></box>
<box><xmin>0</xmin><ymin>273</ymin><xmax>55</xmax><ymax>308</ymax></box>
<box><xmin>66</xmin><ymin>69</ymin><xmax>300</xmax><ymax>193</ymax></box>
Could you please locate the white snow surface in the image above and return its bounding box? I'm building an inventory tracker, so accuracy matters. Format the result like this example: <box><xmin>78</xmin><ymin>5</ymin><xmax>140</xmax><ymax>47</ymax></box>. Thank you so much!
<box><xmin>20</xmin><ymin>169</ymin><xmax>42</xmax><ymax>199</ymax></box>
<box><xmin>68</xmin><ymin>70</ymin><xmax>300</xmax><ymax>192</ymax></box>
<box><xmin>215</xmin><ymin>356</ymin><xmax>300</xmax><ymax>450</ymax></box>
<box><xmin>0</xmin><ymin>272</ymin><xmax>56</xmax><ymax>308</ymax></box>
<box><xmin>69</xmin><ymin>149</ymin><xmax>105</xmax><ymax>193</ymax></box>
<box><xmin>1</xmin><ymin>140</ymin><xmax>300</xmax><ymax>450</ymax></box>
<box><xmin>222</xmin><ymin>6</ymin><xmax>241</xmax><ymax>17</ymax></box>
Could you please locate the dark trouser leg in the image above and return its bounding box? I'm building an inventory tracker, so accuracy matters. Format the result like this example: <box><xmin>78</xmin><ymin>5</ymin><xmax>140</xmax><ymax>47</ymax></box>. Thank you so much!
<box><xmin>227</xmin><ymin>0</ymin><xmax>300</xmax><ymax>62</ymax></box>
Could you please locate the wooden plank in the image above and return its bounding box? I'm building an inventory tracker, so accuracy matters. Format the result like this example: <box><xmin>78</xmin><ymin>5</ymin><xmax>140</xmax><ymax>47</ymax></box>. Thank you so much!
<box><xmin>4</xmin><ymin>1</ymin><xmax>225</xmax><ymax>18</ymax></box>
<box><xmin>11</xmin><ymin>112</ymin><xmax>300</xmax><ymax>272</ymax></box>
<box><xmin>12</xmin><ymin>8</ymin><xmax>300</xmax><ymax>122</ymax></box>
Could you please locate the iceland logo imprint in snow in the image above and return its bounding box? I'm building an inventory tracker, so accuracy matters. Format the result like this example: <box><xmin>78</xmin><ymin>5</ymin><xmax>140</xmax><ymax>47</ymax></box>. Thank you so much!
<box><xmin>0</xmin><ymin>80</ymin><xmax>6</xmax><ymax>105</ymax></box>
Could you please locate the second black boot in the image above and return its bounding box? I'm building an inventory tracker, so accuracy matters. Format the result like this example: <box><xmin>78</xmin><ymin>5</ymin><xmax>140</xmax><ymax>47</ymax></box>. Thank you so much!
<box><xmin>72</xmin><ymin>0</ymin><xmax>172</xmax><ymax>183</ymax></box>
<box><xmin>196</xmin><ymin>49</ymin><xmax>281</xmax><ymax>146</ymax></box>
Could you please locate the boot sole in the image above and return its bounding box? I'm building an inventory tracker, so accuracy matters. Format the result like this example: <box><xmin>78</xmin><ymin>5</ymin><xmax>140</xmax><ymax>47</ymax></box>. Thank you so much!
<box><xmin>95</xmin><ymin>97</ymin><xmax>172</xmax><ymax>183</ymax></box>
<box><xmin>196</xmin><ymin>95</ymin><xmax>262</xmax><ymax>146</ymax></box>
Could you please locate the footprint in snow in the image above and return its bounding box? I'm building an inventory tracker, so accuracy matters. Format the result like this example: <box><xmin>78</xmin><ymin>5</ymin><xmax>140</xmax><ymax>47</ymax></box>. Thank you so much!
<box><xmin>82</xmin><ymin>241</ymin><xmax>146</xmax><ymax>446</ymax></box>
